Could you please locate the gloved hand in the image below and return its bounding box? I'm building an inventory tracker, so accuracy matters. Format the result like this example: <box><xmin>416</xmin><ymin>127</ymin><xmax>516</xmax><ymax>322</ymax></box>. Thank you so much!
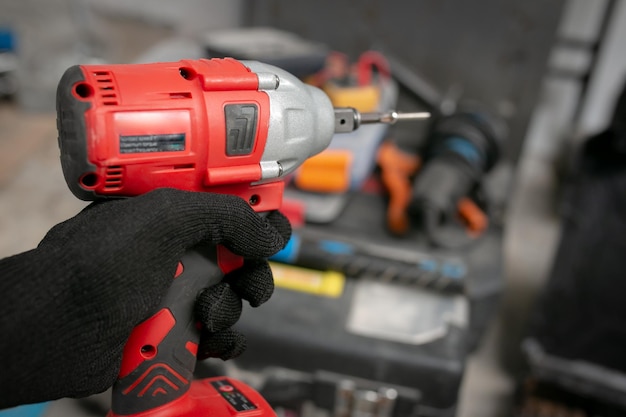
<box><xmin>0</xmin><ymin>188</ymin><xmax>291</xmax><ymax>409</ymax></box>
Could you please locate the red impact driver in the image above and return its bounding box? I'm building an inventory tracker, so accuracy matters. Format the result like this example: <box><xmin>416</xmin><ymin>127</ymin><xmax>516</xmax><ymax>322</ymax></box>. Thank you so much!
<box><xmin>56</xmin><ymin>57</ymin><xmax>425</xmax><ymax>417</ymax></box>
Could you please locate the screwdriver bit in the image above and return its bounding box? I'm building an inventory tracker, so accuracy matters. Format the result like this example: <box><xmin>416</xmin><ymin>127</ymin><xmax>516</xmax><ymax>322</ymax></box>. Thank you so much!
<box><xmin>334</xmin><ymin>107</ymin><xmax>430</xmax><ymax>133</ymax></box>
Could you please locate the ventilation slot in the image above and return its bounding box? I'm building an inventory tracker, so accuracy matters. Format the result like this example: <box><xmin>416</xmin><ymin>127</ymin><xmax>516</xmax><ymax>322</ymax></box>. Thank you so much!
<box><xmin>173</xmin><ymin>163</ymin><xmax>195</xmax><ymax>170</ymax></box>
<box><xmin>170</xmin><ymin>92</ymin><xmax>192</xmax><ymax>99</ymax></box>
<box><xmin>104</xmin><ymin>166</ymin><xmax>124</xmax><ymax>189</ymax></box>
<box><xmin>93</xmin><ymin>71</ymin><xmax>119</xmax><ymax>106</ymax></box>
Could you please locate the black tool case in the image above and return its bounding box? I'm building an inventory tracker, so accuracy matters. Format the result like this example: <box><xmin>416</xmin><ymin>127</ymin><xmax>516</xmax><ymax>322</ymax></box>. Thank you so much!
<box><xmin>198</xmin><ymin>186</ymin><xmax>505</xmax><ymax>417</ymax></box>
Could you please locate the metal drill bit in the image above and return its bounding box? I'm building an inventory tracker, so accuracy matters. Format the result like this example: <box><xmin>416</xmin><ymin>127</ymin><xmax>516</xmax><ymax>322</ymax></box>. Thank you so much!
<box><xmin>360</xmin><ymin>111</ymin><xmax>431</xmax><ymax>125</ymax></box>
<box><xmin>334</xmin><ymin>107</ymin><xmax>430</xmax><ymax>133</ymax></box>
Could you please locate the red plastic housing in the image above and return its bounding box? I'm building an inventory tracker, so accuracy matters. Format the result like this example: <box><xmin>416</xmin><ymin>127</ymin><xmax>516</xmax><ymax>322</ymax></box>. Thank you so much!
<box><xmin>72</xmin><ymin>58</ymin><xmax>282</xmax><ymax>213</ymax></box>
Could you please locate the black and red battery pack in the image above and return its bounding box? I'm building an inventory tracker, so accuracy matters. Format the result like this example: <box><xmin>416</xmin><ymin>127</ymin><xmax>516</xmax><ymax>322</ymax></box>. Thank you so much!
<box><xmin>107</xmin><ymin>376</ymin><xmax>274</xmax><ymax>417</ymax></box>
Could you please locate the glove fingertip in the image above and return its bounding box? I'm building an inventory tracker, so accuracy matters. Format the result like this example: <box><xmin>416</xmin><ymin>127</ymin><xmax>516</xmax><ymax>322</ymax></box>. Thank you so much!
<box><xmin>220</xmin><ymin>332</ymin><xmax>247</xmax><ymax>360</ymax></box>
<box><xmin>266</xmin><ymin>210</ymin><xmax>293</xmax><ymax>245</ymax></box>
<box><xmin>225</xmin><ymin>260</ymin><xmax>274</xmax><ymax>307</ymax></box>
<box><xmin>247</xmin><ymin>282</ymin><xmax>273</xmax><ymax>307</ymax></box>
<box><xmin>195</xmin><ymin>284</ymin><xmax>242</xmax><ymax>332</ymax></box>
<box><xmin>198</xmin><ymin>329</ymin><xmax>247</xmax><ymax>361</ymax></box>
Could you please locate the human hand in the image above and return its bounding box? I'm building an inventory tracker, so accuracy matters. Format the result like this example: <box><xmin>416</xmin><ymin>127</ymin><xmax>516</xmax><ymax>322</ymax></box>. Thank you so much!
<box><xmin>0</xmin><ymin>188</ymin><xmax>290</xmax><ymax>408</ymax></box>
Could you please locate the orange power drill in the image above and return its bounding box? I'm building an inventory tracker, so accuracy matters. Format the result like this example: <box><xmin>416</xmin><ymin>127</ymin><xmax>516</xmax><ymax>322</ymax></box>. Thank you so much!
<box><xmin>56</xmin><ymin>57</ymin><xmax>421</xmax><ymax>417</ymax></box>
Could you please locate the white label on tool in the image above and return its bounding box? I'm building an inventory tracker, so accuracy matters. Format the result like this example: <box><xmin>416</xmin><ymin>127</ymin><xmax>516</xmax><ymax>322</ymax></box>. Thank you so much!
<box><xmin>346</xmin><ymin>279</ymin><xmax>468</xmax><ymax>345</ymax></box>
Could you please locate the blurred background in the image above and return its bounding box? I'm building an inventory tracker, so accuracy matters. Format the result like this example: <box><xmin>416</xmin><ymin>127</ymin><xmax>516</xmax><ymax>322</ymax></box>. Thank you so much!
<box><xmin>1</xmin><ymin>1</ymin><xmax>626</xmax><ymax>416</ymax></box>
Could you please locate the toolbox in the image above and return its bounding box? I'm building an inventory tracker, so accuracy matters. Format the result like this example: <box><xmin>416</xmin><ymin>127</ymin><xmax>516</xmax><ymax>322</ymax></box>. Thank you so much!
<box><xmin>198</xmin><ymin>183</ymin><xmax>505</xmax><ymax>417</ymax></box>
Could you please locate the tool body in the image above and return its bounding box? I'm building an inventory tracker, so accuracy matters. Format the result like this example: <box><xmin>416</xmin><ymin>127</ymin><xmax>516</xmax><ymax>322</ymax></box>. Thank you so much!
<box><xmin>56</xmin><ymin>57</ymin><xmax>337</xmax><ymax>417</ymax></box>
<box><xmin>56</xmin><ymin>57</ymin><xmax>420</xmax><ymax>417</ymax></box>
<box><xmin>57</xmin><ymin>58</ymin><xmax>336</xmax><ymax>215</ymax></box>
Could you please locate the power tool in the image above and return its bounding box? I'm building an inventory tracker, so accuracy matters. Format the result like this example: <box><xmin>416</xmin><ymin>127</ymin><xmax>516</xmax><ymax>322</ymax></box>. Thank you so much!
<box><xmin>55</xmin><ymin>57</ymin><xmax>424</xmax><ymax>417</ymax></box>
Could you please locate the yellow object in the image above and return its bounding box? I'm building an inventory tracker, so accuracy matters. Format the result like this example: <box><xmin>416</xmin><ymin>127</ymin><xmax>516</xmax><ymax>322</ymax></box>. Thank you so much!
<box><xmin>323</xmin><ymin>83</ymin><xmax>380</xmax><ymax>112</ymax></box>
<box><xmin>294</xmin><ymin>149</ymin><xmax>353</xmax><ymax>193</ymax></box>
<box><xmin>270</xmin><ymin>262</ymin><xmax>345</xmax><ymax>298</ymax></box>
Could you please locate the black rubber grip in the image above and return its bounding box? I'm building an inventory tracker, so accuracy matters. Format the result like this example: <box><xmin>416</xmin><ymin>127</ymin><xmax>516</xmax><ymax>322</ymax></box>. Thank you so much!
<box><xmin>56</xmin><ymin>65</ymin><xmax>98</xmax><ymax>201</ymax></box>
<box><xmin>111</xmin><ymin>246</ymin><xmax>222</xmax><ymax>415</ymax></box>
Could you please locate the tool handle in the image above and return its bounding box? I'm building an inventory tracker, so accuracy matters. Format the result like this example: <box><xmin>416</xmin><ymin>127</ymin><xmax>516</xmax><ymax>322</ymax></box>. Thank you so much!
<box><xmin>110</xmin><ymin>246</ymin><xmax>225</xmax><ymax>416</ymax></box>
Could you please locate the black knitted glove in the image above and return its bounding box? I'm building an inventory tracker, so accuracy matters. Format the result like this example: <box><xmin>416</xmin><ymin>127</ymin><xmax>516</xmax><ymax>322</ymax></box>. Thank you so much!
<box><xmin>0</xmin><ymin>188</ymin><xmax>291</xmax><ymax>409</ymax></box>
